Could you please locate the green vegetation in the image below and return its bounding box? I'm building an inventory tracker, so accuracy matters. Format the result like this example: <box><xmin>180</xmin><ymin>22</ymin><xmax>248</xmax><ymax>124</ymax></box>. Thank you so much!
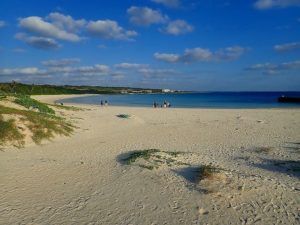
<box><xmin>119</xmin><ymin>149</ymin><xmax>189</xmax><ymax>169</ymax></box>
<box><xmin>49</xmin><ymin>104</ymin><xmax>83</xmax><ymax>111</ymax></box>
<box><xmin>122</xmin><ymin>149</ymin><xmax>160</xmax><ymax>165</ymax></box>
<box><xmin>0</xmin><ymin>82</ymin><xmax>163</xmax><ymax>95</ymax></box>
<box><xmin>252</xmin><ymin>146</ymin><xmax>273</xmax><ymax>154</ymax></box>
<box><xmin>0</xmin><ymin>104</ymin><xmax>73</xmax><ymax>146</ymax></box>
<box><xmin>0</xmin><ymin>115</ymin><xmax>24</xmax><ymax>147</ymax></box>
<box><xmin>116</xmin><ymin>114</ymin><xmax>131</xmax><ymax>119</ymax></box>
<box><xmin>0</xmin><ymin>88</ymin><xmax>81</xmax><ymax>147</ymax></box>
<box><xmin>196</xmin><ymin>165</ymin><xmax>220</xmax><ymax>180</ymax></box>
<box><xmin>14</xmin><ymin>95</ymin><xmax>55</xmax><ymax>114</ymax></box>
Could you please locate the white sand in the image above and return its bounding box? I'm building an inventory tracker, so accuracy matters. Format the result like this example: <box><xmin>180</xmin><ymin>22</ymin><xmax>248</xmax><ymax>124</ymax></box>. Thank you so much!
<box><xmin>0</xmin><ymin>95</ymin><xmax>299</xmax><ymax>225</ymax></box>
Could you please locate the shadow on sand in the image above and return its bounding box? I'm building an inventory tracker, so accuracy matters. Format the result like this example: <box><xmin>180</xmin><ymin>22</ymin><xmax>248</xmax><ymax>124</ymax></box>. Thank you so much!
<box><xmin>116</xmin><ymin>150</ymin><xmax>141</xmax><ymax>165</ymax></box>
<box><xmin>253</xmin><ymin>158</ymin><xmax>300</xmax><ymax>178</ymax></box>
<box><xmin>175</xmin><ymin>166</ymin><xmax>204</xmax><ymax>184</ymax></box>
<box><xmin>283</xmin><ymin>142</ymin><xmax>300</xmax><ymax>153</ymax></box>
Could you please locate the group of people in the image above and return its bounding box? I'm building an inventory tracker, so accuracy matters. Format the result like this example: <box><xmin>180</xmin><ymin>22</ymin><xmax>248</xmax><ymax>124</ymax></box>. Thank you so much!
<box><xmin>100</xmin><ymin>100</ymin><xmax>109</xmax><ymax>106</ymax></box>
<box><xmin>153</xmin><ymin>101</ymin><xmax>171</xmax><ymax>108</ymax></box>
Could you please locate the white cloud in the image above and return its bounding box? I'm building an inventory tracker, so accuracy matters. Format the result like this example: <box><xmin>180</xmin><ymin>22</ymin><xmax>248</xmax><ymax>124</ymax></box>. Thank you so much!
<box><xmin>127</xmin><ymin>6</ymin><xmax>168</xmax><ymax>26</ymax></box>
<box><xmin>154</xmin><ymin>46</ymin><xmax>248</xmax><ymax>63</ymax></box>
<box><xmin>254</xmin><ymin>0</ymin><xmax>300</xmax><ymax>9</ymax></box>
<box><xmin>19</xmin><ymin>16</ymin><xmax>82</xmax><ymax>42</ymax></box>
<box><xmin>111</xmin><ymin>71</ymin><xmax>126</xmax><ymax>80</ymax></box>
<box><xmin>87</xmin><ymin>20</ymin><xmax>137</xmax><ymax>40</ymax></box>
<box><xmin>52</xmin><ymin>64</ymin><xmax>110</xmax><ymax>76</ymax></box>
<box><xmin>246</xmin><ymin>60</ymin><xmax>300</xmax><ymax>74</ymax></box>
<box><xmin>0</xmin><ymin>20</ymin><xmax>6</xmax><ymax>28</ymax></box>
<box><xmin>42</xmin><ymin>58</ymin><xmax>80</xmax><ymax>67</ymax></box>
<box><xmin>0</xmin><ymin>64</ymin><xmax>110</xmax><ymax>77</ymax></box>
<box><xmin>151</xmin><ymin>0</ymin><xmax>180</xmax><ymax>8</ymax></box>
<box><xmin>0</xmin><ymin>67</ymin><xmax>46</xmax><ymax>76</ymax></box>
<box><xmin>181</xmin><ymin>48</ymin><xmax>213</xmax><ymax>62</ymax></box>
<box><xmin>162</xmin><ymin>19</ymin><xmax>193</xmax><ymax>35</ymax></box>
<box><xmin>114</xmin><ymin>63</ymin><xmax>149</xmax><ymax>69</ymax></box>
<box><xmin>215</xmin><ymin>46</ymin><xmax>248</xmax><ymax>60</ymax></box>
<box><xmin>15</xmin><ymin>33</ymin><xmax>61</xmax><ymax>50</ymax></box>
<box><xmin>274</xmin><ymin>41</ymin><xmax>300</xmax><ymax>52</ymax></box>
<box><xmin>47</xmin><ymin>12</ymin><xmax>86</xmax><ymax>32</ymax></box>
<box><xmin>153</xmin><ymin>53</ymin><xmax>180</xmax><ymax>63</ymax></box>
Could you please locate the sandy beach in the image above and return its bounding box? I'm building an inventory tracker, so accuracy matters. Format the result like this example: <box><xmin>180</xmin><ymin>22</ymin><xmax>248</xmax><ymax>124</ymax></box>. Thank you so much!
<box><xmin>1</xmin><ymin>95</ymin><xmax>299</xmax><ymax>225</ymax></box>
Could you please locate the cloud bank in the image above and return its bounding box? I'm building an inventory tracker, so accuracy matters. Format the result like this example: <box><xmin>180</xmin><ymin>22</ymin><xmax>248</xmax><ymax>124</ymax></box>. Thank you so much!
<box><xmin>162</xmin><ymin>19</ymin><xmax>194</xmax><ymax>35</ymax></box>
<box><xmin>154</xmin><ymin>46</ymin><xmax>248</xmax><ymax>63</ymax></box>
<box><xmin>16</xmin><ymin>12</ymin><xmax>138</xmax><ymax>49</ymax></box>
<box><xmin>254</xmin><ymin>0</ymin><xmax>300</xmax><ymax>9</ymax></box>
<box><xmin>246</xmin><ymin>60</ymin><xmax>300</xmax><ymax>74</ymax></box>
<box><xmin>127</xmin><ymin>6</ymin><xmax>168</xmax><ymax>26</ymax></box>
<box><xmin>274</xmin><ymin>41</ymin><xmax>300</xmax><ymax>52</ymax></box>
<box><xmin>87</xmin><ymin>20</ymin><xmax>137</xmax><ymax>40</ymax></box>
<box><xmin>42</xmin><ymin>58</ymin><xmax>81</xmax><ymax>67</ymax></box>
<box><xmin>15</xmin><ymin>33</ymin><xmax>61</xmax><ymax>50</ymax></box>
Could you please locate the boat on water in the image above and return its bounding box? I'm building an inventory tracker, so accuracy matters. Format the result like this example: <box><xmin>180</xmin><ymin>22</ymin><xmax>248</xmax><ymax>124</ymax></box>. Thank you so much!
<box><xmin>278</xmin><ymin>96</ymin><xmax>300</xmax><ymax>103</ymax></box>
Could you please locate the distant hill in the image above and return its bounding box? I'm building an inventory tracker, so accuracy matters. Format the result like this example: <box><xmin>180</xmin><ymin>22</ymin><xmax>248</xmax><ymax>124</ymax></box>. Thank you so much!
<box><xmin>0</xmin><ymin>82</ymin><xmax>163</xmax><ymax>95</ymax></box>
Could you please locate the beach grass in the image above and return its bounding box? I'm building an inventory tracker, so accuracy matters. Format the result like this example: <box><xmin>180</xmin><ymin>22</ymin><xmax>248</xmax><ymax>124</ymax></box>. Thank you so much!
<box><xmin>0</xmin><ymin>115</ymin><xmax>24</xmax><ymax>147</ymax></box>
<box><xmin>119</xmin><ymin>149</ymin><xmax>189</xmax><ymax>169</ymax></box>
<box><xmin>14</xmin><ymin>95</ymin><xmax>55</xmax><ymax>114</ymax></box>
<box><xmin>48</xmin><ymin>103</ymin><xmax>84</xmax><ymax>111</ymax></box>
<box><xmin>123</xmin><ymin>149</ymin><xmax>160</xmax><ymax>165</ymax></box>
<box><xmin>197</xmin><ymin>165</ymin><xmax>220</xmax><ymax>180</ymax></box>
<box><xmin>0</xmin><ymin>104</ymin><xmax>74</xmax><ymax>146</ymax></box>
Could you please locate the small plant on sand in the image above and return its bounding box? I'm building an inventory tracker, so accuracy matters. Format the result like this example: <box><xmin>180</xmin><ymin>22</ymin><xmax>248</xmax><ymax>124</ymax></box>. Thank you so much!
<box><xmin>252</xmin><ymin>146</ymin><xmax>273</xmax><ymax>154</ymax></box>
<box><xmin>118</xmin><ymin>149</ymin><xmax>189</xmax><ymax>169</ymax></box>
<box><xmin>0</xmin><ymin>115</ymin><xmax>24</xmax><ymax>147</ymax></box>
<box><xmin>122</xmin><ymin>149</ymin><xmax>160</xmax><ymax>165</ymax></box>
<box><xmin>139</xmin><ymin>165</ymin><xmax>155</xmax><ymax>170</ymax></box>
<box><xmin>165</xmin><ymin>151</ymin><xmax>185</xmax><ymax>157</ymax></box>
<box><xmin>116</xmin><ymin>114</ymin><xmax>131</xmax><ymax>119</ymax></box>
<box><xmin>197</xmin><ymin>165</ymin><xmax>220</xmax><ymax>180</ymax></box>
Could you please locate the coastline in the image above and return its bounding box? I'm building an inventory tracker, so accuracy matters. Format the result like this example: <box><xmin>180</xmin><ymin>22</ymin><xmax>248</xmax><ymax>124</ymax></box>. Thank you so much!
<box><xmin>31</xmin><ymin>94</ymin><xmax>98</xmax><ymax>105</ymax></box>
<box><xmin>55</xmin><ymin>93</ymin><xmax>300</xmax><ymax>109</ymax></box>
<box><xmin>1</xmin><ymin>95</ymin><xmax>299</xmax><ymax>224</ymax></box>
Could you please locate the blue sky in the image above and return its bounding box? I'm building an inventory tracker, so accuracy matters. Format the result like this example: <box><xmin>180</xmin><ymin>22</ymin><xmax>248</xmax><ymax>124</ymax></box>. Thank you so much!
<box><xmin>0</xmin><ymin>0</ymin><xmax>300</xmax><ymax>91</ymax></box>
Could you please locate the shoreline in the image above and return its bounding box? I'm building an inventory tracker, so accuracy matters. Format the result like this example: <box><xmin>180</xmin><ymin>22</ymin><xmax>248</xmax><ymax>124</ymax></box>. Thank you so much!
<box><xmin>31</xmin><ymin>94</ymin><xmax>97</xmax><ymax>105</ymax></box>
<box><xmin>35</xmin><ymin>94</ymin><xmax>300</xmax><ymax>110</ymax></box>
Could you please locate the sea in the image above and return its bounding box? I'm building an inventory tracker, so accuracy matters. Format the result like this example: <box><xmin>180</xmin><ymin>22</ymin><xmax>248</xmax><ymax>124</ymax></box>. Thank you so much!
<box><xmin>60</xmin><ymin>92</ymin><xmax>300</xmax><ymax>109</ymax></box>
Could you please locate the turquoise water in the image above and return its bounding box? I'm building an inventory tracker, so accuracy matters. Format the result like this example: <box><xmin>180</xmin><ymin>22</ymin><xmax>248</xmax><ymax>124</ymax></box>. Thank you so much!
<box><xmin>61</xmin><ymin>92</ymin><xmax>300</xmax><ymax>108</ymax></box>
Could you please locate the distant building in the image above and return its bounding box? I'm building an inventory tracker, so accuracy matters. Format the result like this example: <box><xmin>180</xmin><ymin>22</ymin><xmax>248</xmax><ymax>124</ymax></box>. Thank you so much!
<box><xmin>162</xmin><ymin>89</ymin><xmax>174</xmax><ymax>93</ymax></box>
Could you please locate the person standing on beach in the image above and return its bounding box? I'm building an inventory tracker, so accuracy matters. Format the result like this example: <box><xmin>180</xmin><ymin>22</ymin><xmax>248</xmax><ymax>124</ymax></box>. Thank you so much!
<box><xmin>100</xmin><ymin>100</ymin><xmax>103</xmax><ymax>106</ymax></box>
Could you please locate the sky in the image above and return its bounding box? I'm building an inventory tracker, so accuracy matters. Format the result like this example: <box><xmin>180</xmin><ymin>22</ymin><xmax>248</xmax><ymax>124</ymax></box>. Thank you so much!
<box><xmin>0</xmin><ymin>0</ymin><xmax>300</xmax><ymax>91</ymax></box>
